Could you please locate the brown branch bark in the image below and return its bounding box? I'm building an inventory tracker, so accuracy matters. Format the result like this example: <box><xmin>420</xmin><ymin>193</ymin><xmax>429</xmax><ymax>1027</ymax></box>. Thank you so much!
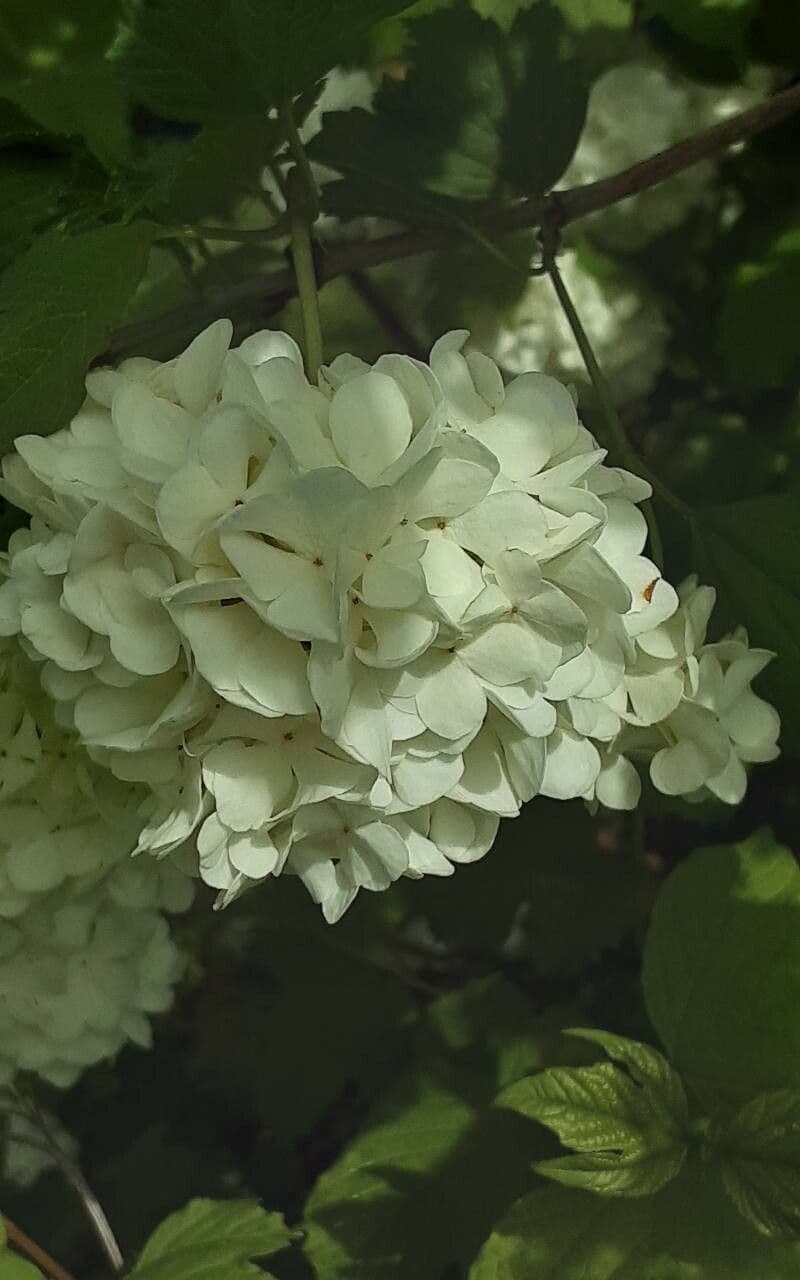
<box><xmin>3</xmin><ymin>1216</ymin><xmax>76</xmax><ymax>1280</ymax></box>
<box><xmin>107</xmin><ymin>81</ymin><xmax>800</xmax><ymax>359</ymax></box>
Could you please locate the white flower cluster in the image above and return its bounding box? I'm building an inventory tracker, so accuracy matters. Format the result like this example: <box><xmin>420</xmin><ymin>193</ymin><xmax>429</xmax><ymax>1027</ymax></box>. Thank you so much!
<box><xmin>0</xmin><ymin>322</ymin><xmax>779</xmax><ymax>923</ymax></box>
<box><xmin>562</xmin><ymin>63</ymin><xmax>762</xmax><ymax>247</ymax></box>
<box><xmin>0</xmin><ymin>644</ymin><xmax>190</xmax><ymax>1088</ymax></box>
<box><xmin>485</xmin><ymin>249</ymin><xmax>669</xmax><ymax>402</ymax></box>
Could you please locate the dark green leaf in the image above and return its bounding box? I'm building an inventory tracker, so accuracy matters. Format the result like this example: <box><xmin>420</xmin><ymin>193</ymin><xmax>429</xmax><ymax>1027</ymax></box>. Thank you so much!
<box><xmin>405</xmin><ymin>800</ymin><xmax>646</xmax><ymax>975</ymax></box>
<box><xmin>0</xmin><ymin>223</ymin><xmax>154</xmax><ymax>449</ymax></box>
<box><xmin>499</xmin><ymin>1031</ymin><xmax>688</xmax><ymax>1196</ymax></box>
<box><xmin>643</xmin><ymin>833</ymin><xmax>800</xmax><ymax>1104</ymax></box>
<box><xmin>712</xmin><ymin>1089</ymin><xmax>800</xmax><ymax>1240</ymax></box>
<box><xmin>470</xmin><ymin>1158</ymin><xmax>800</xmax><ymax>1278</ymax></box>
<box><xmin>0</xmin><ymin>100</ymin><xmax>47</xmax><ymax>145</ymax></box>
<box><xmin>161</xmin><ymin>118</ymin><xmax>282</xmax><ymax>221</ymax></box>
<box><xmin>693</xmin><ymin>492</ymin><xmax>800</xmax><ymax>754</ymax></box>
<box><xmin>130</xmin><ymin>1198</ymin><xmax>292</xmax><ymax>1280</ymax></box>
<box><xmin>116</xmin><ymin>0</ymin><xmax>264</xmax><ymax>122</ymax></box>
<box><xmin>231</xmin><ymin>0</ymin><xmax>418</xmax><ymax>107</ymax></box>
<box><xmin>7</xmin><ymin>61</ymin><xmax>130</xmax><ymax>166</ymax></box>
<box><xmin>190</xmin><ymin>902</ymin><xmax>414</xmax><ymax>1143</ymax></box>
<box><xmin>642</xmin><ymin>0</ymin><xmax>757</xmax><ymax>57</ymax></box>
<box><xmin>0</xmin><ymin>154</ymin><xmax>68</xmax><ymax>269</ymax></box>
<box><xmin>718</xmin><ymin>225</ymin><xmax>800</xmax><ymax>391</ymax></box>
<box><xmin>311</xmin><ymin>2</ymin><xmax>586</xmax><ymax>224</ymax></box>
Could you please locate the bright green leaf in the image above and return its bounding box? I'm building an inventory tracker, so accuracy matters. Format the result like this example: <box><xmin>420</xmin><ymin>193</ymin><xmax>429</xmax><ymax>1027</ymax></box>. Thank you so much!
<box><xmin>303</xmin><ymin>1075</ymin><xmax>540</xmax><ymax>1279</ymax></box>
<box><xmin>470</xmin><ymin>1158</ymin><xmax>800</xmax><ymax>1278</ymax></box>
<box><xmin>0</xmin><ymin>1218</ymin><xmax>41</xmax><ymax>1280</ymax></box>
<box><xmin>130</xmin><ymin>1198</ymin><xmax>292</xmax><ymax>1280</ymax></box>
<box><xmin>231</xmin><ymin>0</ymin><xmax>418</xmax><ymax>107</ymax></box>
<box><xmin>643</xmin><ymin>833</ymin><xmax>800</xmax><ymax>1104</ymax></box>
<box><xmin>499</xmin><ymin>1031</ymin><xmax>688</xmax><ymax>1196</ymax></box>
<box><xmin>712</xmin><ymin>1089</ymin><xmax>800</xmax><ymax>1240</ymax></box>
<box><xmin>718</xmin><ymin>225</ymin><xmax>800</xmax><ymax>391</ymax></box>
<box><xmin>693</xmin><ymin>492</ymin><xmax>800</xmax><ymax>754</ymax></box>
<box><xmin>0</xmin><ymin>223</ymin><xmax>154</xmax><ymax>450</ymax></box>
<box><xmin>311</xmin><ymin>2</ymin><xmax>586</xmax><ymax>223</ymax></box>
<box><xmin>301</xmin><ymin>984</ymin><xmax>584</xmax><ymax>1279</ymax></box>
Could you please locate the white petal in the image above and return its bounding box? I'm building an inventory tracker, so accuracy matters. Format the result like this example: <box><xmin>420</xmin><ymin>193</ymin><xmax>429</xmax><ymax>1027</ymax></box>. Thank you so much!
<box><xmin>541</xmin><ymin>726</ymin><xmax>601</xmax><ymax>800</ymax></box>
<box><xmin>329</xmin><ymin>371</ymin><xmax>413</xmax><ymax>483</ymax></box>
<box><xmin>175</xmin><ymin>319</ymin><xmax>232</xmax><ymax>415</ymax></box>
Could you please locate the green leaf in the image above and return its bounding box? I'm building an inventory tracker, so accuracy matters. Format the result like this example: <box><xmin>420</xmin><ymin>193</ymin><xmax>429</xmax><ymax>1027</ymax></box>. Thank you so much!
<box><xmin>303</xmin><ymin>1075</ymin><xmax>541</xmax><ymax>1279</ymax></box>
<box><xmin>470</xmin><ymin>1158</ymin><xmax>800</xmax><ymax>1279</ymax></box>
<box><xmin>692</xmin><ymin>492</ymin><xmax>800</xmax><ymax>754</ymax></box>
<box><xmin>499</xmin><ymin>1031</ymin><xmax>688</xmax><ymax>1196</ymax></box>
<box><xmin>712</xmin><ymin>1089</ymin><xmax>800</xmax><ymax>1240</ymax></box>
<box><xmin>190</xmin><ymin>904</ymin><xmax>414</xmax><ymax>1143</ymax></box>
<box><xmin>0</xmin><ymin>100</ymin><xmax>47</xmax><ymax>145</ymax></box>
<box><xmin>130</xmin><ymin>1198</ymin><xmax>292</xmax><ymax>1280</ymax></box>
<box><xmin>643</xmin><ymin>833</ymin><xmax>800</xmax><ymax>1104</ymax></box>
<box><xmin>476</xmin><ymin>0</ymin><xmax>631</xmax><ymax>33</ymax></box>
<box><xmin>160</xmin><ymin>117</ymin><xmax>282</xmax><ymax>221</ymax></box>
<box><xmin>0</xmin><ymin>0</ymin><xmax>121</xmax><ymax>75</ymax></box>
<box><xmin>116</xmin><ymin>0</ymin><xmax>264</xmax><ymax>122</ymax></box>
<box><xmin>642</xmin><ymin>0</ymin><xmax>757</xmax><ymax>57</ymax></box>
<box><xmin>0</xmin><ymin>154</ymin><xmax>68</xmax><ymax>269</ymax></box>
<box><xmin>0</xmin><ymin>222</ymin><xmax>154</xmax><ymax>449</ymax></box>
<box><xmin>301</xmin><ymin>985</ymin><xmax>582</xmax><ymax>1279</ymax></box>
<box><xmin>230</xmin><ymin>0</ymin><xmax>418</xmax><ymax>107</ymax></box>
<box><xmin>718</xmin><ymin>225</ymin><xmax>800</xmax><ymax>391</ymax></box>
<box><xmin>0</xmin><ymin>1</ymin><xmax>129</xmax><ymax>165</ymax></box>
<box><xmin>0</xmin><ymin>1218</ymin><xmax>41</xmax><ymax>1280</ymax></box>
<box><xmin>405</xmin><ymin>800</ymin><xmax>646</xmax><ymax>976</ymax></box>
<box><xmin>310</xmin><ymin>2</ymin><xmax>586</xmax><ymax>223</ymax></box>
<box><xmin>6</xmin><ymin>60</ymin><xmax>130</xmax><ymax>166</ymax></box>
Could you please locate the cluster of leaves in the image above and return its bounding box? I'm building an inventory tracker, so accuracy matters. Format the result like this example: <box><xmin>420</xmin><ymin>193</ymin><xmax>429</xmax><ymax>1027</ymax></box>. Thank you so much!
<box><xmin>1</xmin><ymin>0</ymin><xmax>800</xmax><ymax>1278</ymax></box>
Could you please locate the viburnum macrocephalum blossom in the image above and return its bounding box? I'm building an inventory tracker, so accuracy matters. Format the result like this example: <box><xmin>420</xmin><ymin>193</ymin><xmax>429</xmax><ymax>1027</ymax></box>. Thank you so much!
<box><xmin>485</xmin><ymin>249</ymin><xmax>669</xmax><ymax>403</ymax></box>
<box><xmin>0</xmin><ymin>641</ymin><xmax>191</xmax><ymax>1087</ymax></box>
<box><xmin>0</xmin><ymin>321</ymin><xmax>780</xmax><ymax>921</ymax></box>
<box><xmin>561</xmin><ymin>62</ymin><xmax>764</xmax><ymax>248</ymax></box>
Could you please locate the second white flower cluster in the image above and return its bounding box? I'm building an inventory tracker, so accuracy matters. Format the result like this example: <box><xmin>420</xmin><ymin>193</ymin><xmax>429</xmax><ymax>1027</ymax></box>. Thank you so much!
<box><xmin>0</xmin><ymin>322</ymin><xmax>779</xmax><ymax>921</ymax></box>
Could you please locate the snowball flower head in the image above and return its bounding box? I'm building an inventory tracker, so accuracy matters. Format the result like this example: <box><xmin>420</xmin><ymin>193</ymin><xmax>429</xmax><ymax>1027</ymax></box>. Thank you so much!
<box><xmin>0</xmin><ymin>322</ymin><xmax>780</xmax><ymax>922</ymax></box>
<box><xmin>0</xmin><ymin>641</ymin><xmax>191</xmax><ymax>1086</ymax></box>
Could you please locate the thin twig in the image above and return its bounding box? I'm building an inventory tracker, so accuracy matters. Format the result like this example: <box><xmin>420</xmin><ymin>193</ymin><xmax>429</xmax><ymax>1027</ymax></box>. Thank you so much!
<box><xmin>10</xmin><ymin>1090</ymin><xmax>124</xmax><ymax>1276</ymax></box>
<box><xmin>105</xmin><ymin>83</ymin><xmax>800</xmax><ymax>360</ymax></box>
<box><xmin>3</xmin><ymin>1216</ymin><xmax>76</xmax><ymax>1280</ymax></box>
<box><xmin>348</xmin><ymin>269</ymin><xmax>426</xmax><ymax>359</ymax></box>
<box><xmin>545</xmin><ymin>241</ymin><xmax>677</xmax><ymax>560</ymax></box>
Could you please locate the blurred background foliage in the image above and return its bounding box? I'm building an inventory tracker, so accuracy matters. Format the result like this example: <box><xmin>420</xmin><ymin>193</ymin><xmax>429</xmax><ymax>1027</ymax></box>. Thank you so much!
<box><xmin>1</xmin><ymin>1</ymin><xmax>800</xmax><ymax>1277</ymax></box>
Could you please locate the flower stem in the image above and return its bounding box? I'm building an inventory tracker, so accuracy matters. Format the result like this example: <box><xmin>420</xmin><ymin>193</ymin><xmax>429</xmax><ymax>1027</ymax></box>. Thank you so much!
<box><xmin>544</xmin><ymin>239</ymin><xmax>690</xmax><ymax>566</ymax></box>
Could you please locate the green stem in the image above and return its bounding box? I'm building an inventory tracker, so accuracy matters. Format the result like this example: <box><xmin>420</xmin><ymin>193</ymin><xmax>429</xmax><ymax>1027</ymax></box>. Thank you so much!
<box><xmin>281</xmin><ymin>100</ymin><xmax>320</xmax><ymax>220</ymax></box>
<box><xmin>286</xmin><ymin>168</ymin><xmax>323</xmax><ymax>380</ymax></box>
<box><xmin>281</xmin><ymin>100</ymin><xmax>323</xmax><ymax>380</ymax></box>
<box><xmin>545</xmin><ymin>246</ymin><xmax>690</xmax><ymax>566</ymax></box>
